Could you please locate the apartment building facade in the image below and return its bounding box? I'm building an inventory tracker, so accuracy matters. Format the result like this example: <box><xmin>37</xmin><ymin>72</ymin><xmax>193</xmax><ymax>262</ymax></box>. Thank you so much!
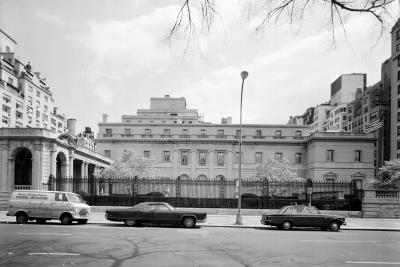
<box><xmin>0</xmin><ymin>30</ymin><xmax>66</xmax><ymax>132</ymax></box>
<box><xmin>390</xmin><ymin>19</ymin><xmax>400</xmax><ymax>159</ymax></box>
<box><xmin>96</xmin><ymin>96</ymin><xmax>375</xmax><ymax>185</ymax></box>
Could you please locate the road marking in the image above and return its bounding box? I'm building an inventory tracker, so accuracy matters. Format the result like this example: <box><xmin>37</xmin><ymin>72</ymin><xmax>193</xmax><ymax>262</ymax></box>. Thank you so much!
<box><xmin>300</xmin><ymin>240</ymin><xmax>377</xmax><ymax>243</ymax></box>
<box><xmin>18</xmin><ymin>232</ymin><xmax>72</xmax><ymax>236</ymax></box>
<box><xmin>28</xmin><ymin>252</ymin><xmax>80</xmax><ymax>256</ymax></box>
<box><xmin>346</xmin><ymin>261</ymin><xmax>400</xmax><ymax>265</ymax></box>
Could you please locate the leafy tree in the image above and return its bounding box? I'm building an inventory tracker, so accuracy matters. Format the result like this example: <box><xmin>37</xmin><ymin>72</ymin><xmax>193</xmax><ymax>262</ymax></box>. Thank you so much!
<box><xmin>254</xmin><ymin>157</ymin><xmax>304</xmax><ymax>197</ymax></box>
<box><xmin>372</xmin><ymin>159</ymin><xmax>400</xmax><ymax>189</ymax></box>
<box><xmin>99</xmin><ymin>151</ymin><xmax>159</xmax><ymax>196</ymax></box>
<box><xmin>167</xmin><ymin>0</ymin><xmax>395</xmax><ymax>48</ymax></box>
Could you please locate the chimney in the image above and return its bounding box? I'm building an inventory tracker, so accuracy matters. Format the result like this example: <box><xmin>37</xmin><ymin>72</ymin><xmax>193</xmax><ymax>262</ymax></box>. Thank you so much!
<box><xmin>102</xmin><ymin>114</ymin><xmax>108</xmax><ymax>123</ymax></box>
<box><xmin>67</xmin><ymin>118</ymin><xmax>77</xmax><ymax>135</ymax></box>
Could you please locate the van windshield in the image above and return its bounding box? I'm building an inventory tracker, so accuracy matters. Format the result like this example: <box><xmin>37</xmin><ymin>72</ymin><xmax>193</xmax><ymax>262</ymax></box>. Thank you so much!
<box><xmin>67</xmin><ymin>193</ymin><xmax>86</xmax><ymax>204</ymax></box>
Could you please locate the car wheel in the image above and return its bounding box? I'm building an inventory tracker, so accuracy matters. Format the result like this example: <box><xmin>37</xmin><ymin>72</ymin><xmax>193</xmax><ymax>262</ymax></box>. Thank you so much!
<box><xmin>281</xmin><ymin>221</ymin><xmax>292</xmax><ymax>230</ymax></box>
<box><xmin>60</xmin><ymin>214</ymin><xmax>73</xmax><ymax>225</ymax></box>
<box><xmin>36</xmin><ymin>218</ymin><xmax>47</xmax><ymax>224</ymax></box>
<box><xmin>182</xmin><ymin>217</ymin><xmax>196</xmax><ymax>228</ymax></box>
<box><xmin>16</xmin><ymin>212</ymin><xmax>28</xmax><ymax>224</ymax></box>
<box><xmin>77</xmin><ymin>219</ymin><xmax>88</xmax><ymax>224</ymax></box>
<box><xmin>124</xmin><ymin>219</ymin><xmax>136</xmax><ymax>227</ymax></box>
<box><xmin>329</xmin><ymin>221</ymin><xmax>340</xmax><ymax>232</ymax></box>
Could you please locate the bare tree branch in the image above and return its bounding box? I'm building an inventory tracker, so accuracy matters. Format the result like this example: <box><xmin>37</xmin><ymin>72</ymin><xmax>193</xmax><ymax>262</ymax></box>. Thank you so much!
<box><xmin>167</xmin><ymin>0</ymin><xmax>396</xmax><ymax>49</ymax></box>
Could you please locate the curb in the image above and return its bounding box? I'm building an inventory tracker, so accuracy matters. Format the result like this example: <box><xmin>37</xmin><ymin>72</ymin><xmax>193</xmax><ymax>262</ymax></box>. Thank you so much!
<box><xmin>1</xmin><ymin>220</ymin><xmax>399</xmax><ymax>231</ymax></box>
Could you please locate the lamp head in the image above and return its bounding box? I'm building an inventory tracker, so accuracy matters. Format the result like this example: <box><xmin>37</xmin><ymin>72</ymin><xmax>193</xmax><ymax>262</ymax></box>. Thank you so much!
<box><xmin>241</xmin><ymin>71</ymin><xmax>248</xmax><ymax>80</ymax></box>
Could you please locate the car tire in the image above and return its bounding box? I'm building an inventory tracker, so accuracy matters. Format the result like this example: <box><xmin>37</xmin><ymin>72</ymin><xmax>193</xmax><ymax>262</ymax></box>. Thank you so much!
<box><xmin>60</xmin><ymin>214</ymin><xmax>73</xmax><ymax>225</ymax></box>
<box><xmin>16</xmin><ymin>212</ymin><xmax>28</xmax><ymax>224</ymax></box>
<box><xmin>329</xmin><ymin>221</ymin><xmax>340</xmax><ymax>232</ymax></box>
<box><xmin>77</xmin><ymin>219</ymin><xmax>88</xmax><ymax>224</ymax></box>
<box><xmin>36</xmin><ymin>218</ymin><xmax>47</xmax><ymax>224</ymax></box>
<box><xmin>182</xmin><ymin>217</ymin><xmax>196</xmax><ymax>228</ymax></box>
<box><xmin>124</xmin><ymin>219</ymin><xmax>136</xmax><ymax>227</ymax></box>
<box><xmin>281</xmin><ymin>221</ymin><xmax>292</xmax><ymax>230</ymax></box>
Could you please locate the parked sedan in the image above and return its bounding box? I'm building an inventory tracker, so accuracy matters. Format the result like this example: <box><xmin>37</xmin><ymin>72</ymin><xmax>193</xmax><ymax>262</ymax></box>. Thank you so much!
<box><xmin>105</xmin><ymin>202</ymin><xmax>207</xmax><ymax>228</ymax></box>
<box><xmin>261</xmin><ymin>205</ymin><xmax>346</xmax><ymax>231</ymax></box>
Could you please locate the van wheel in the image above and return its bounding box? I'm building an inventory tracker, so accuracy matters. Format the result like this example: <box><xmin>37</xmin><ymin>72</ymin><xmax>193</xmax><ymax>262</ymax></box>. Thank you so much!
<box><xmin>77</xmin><ymin>219</ymin><xmax>87</xmax><ymax>224</ymax></box>
<box><xmin>36</xmin><ymin>218</ymin><xmax>47</xmax><ymax>224</ymax></box>
<box><xmin>16</xmin><ymin>212</ymin><xmax>28</xmax><ymax>224</ymax></box>
<box><xmin>60</xmin><ymin>214</ymin><xmax>73</xmax><ymax>225</ymax></box>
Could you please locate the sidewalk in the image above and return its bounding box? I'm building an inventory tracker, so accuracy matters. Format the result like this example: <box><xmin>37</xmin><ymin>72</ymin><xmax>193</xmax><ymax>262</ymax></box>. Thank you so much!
<box><xmin>1</xmin><ymin>211</ymin><xmax>399</xmax><ymax>231</ymax></box>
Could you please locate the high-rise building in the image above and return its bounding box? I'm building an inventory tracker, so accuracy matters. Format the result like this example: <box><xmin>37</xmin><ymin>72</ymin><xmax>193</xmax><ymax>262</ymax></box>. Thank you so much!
<box><xmin>0</xmin><ymin>29</ymin><xmax>66</xmax><ymax>131</ymax></box>
<box><xmin>390</xmin><ymin>19</ymin><xmax>400</xmax><ymax>159</ymax></box>
<box><xmin>330</xmin><ymin>73</ymin><xmax>366</xmax><ymax>106</ymax></box>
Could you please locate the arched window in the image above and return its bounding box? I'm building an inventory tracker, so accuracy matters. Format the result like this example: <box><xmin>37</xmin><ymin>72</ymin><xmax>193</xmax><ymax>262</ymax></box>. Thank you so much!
<box><xmin>323</xmin><ymin>172</ymin><xmax>337</xmax><ymax>183</ymax></box>
<box><xmin>197</xmin><ymin>174</ymin><xmax>208</xmax><ymax>181</ymax></box>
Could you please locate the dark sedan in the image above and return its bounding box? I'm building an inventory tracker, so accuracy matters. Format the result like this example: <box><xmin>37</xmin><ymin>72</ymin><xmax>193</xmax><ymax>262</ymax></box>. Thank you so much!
<box><xmin>261</xmin><ymin>205</ymin><xmax>346</xmax><ymax>231</ymax></box>
<box><xmin>105</xmin><ymin>202</ymin><xmax>207</xmax><ymax>228</ymax></box>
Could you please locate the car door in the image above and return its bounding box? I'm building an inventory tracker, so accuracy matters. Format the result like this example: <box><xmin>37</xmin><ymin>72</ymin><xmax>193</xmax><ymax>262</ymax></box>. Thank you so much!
<box><xmin>153</xmin><ymin>204</ymin><xmax>176</xmax><ymax>224</ymax></box>
<box><xmin>51</xmin><ymin>193</ymin><xmax>69</xmax><ymax>218</ymax></box>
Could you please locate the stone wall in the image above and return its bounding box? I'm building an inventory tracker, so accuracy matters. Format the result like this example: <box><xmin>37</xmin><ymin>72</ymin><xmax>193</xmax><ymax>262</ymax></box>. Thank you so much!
<box><xmin>362</xmin><ymin>190</ymin><xmax>400</xmax><ymax>218</ymax></box>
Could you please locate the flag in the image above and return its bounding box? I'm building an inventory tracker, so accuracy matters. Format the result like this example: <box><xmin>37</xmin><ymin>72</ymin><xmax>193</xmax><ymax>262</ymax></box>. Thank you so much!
<box><xmin>364</xmin><ymin>119</ymin><xmax>384</xmax><ymax>133</ymax></box>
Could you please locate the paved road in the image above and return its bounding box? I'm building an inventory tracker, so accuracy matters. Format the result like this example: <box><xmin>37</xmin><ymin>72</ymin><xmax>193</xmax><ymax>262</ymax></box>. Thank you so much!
<box><xmin>0</xmin><ymin>222</ymin><xmax>399</xmax><ymax>267</ymax></box>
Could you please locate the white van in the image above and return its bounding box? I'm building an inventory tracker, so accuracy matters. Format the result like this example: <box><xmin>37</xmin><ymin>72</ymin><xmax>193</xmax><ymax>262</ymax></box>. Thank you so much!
<box><xmin>7</xmin><ymin>190</ymin><xmax>91</xmax><ymax>225</ymax></box>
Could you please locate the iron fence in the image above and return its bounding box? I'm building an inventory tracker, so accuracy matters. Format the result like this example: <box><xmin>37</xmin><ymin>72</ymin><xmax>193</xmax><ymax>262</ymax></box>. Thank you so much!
<box><xmin>47</xmin><ymin>176</ymin><xmax>362</xmax><ymax>210</ymax></box>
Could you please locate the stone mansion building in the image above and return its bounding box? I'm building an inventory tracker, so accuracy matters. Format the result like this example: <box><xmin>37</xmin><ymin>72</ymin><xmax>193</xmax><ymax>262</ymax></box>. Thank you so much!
<box><xmin>96</xmin><ymin>96</ymin><xmax>376</xmax><ymax>187</ymax></box>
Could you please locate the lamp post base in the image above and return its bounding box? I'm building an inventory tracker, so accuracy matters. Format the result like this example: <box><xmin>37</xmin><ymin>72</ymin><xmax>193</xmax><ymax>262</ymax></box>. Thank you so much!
<box><xmin>235</xmin><ymin>213</ymin><xmax>242</xmax><ymax>225</ymax></box>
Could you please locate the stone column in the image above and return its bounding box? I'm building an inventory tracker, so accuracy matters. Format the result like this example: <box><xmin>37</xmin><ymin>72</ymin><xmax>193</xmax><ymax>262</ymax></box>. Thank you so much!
<box><xmin>209</xmin><ymin>150</ymin><xmax>215</xmax><ymax>180</ymax></box>
<box><xmin>0</xmin><ymin>144</ymin><xmax>9</xmax><ymax>192</ymax></box>
<box><xmin>69</xmin><ymin>154</ymin><xmax>74</xmax><ymax>178</ymax></box>
<box><xmin>49</xmin><ymin>144</ymin><xmax>57</xmax><ymax>178</ymax></box>
<box><xmin>32</xmin><ymin>144</ymin><xmax>42</xmax><ymax>190</ymax></box>
<box><xmin>172</xmin><ymin>150</ymin><xmax>179</xmax><ymax>178</ymax></box>
<box><xmin>227</xmin><ymin>150</ymin><xmax>233</xmax><ymax>180</ymax></box>
<box><xmin>80</xmin><ymin>161</ymin><xmax>85</xmax><ymax>178</ymax></box>
<box><xmin>84</xmin><ymin>162</ymin><xmax>89</xmax><ymax>177</ymax></box>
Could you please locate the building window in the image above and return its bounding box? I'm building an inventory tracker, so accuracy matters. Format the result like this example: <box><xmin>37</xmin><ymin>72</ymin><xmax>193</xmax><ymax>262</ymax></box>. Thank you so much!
<box><xmin>295</xmin><ymin>153</ymin><xmax>302</xmax><ymax>164</ymax></box>
<box><xmin>2</xmin><ymin>94</ymin><xmax>10</xmax><ymax>103</ymax></box>
<box><xmin>36</xmin><ymin>91</ymin><xmax>40</xmax><ymax>97</ymax></box>
<box><xmin>8</xmin><ymin>77</ymin><xmax>13</xmax><ymax>84</ymax></box>
<box><xmin>200</xmin><ymin>129</ymin><xmax>206</xmax><ymax>135</ymax></box>
<box><xmin>2</xmin><ymin>116</ymin><xmax>9</xmax><ymax>124</ymax></box>
<box><xmin>275</xmin><ymin>152</ymin><xmax>282</xmax><ymax>160</ymax></box>
<box><xmin>217</xmin><ymin>129</ymin><xmax>224</xmax><ymax>136</ymax></box>
<box><xmin>275</xmin><ymin>130</ymin><xmax>282</xmax><ymax>137</ymax></box>
<box><xmin>182</xmin><ymin>129</ymin><xmax>189</xmax><ymax>134</ymax></box>
<box><xmin>28</xmin><ymin>96</ymin><xmax>33</xmax><ymax>106</ymax></box>
<box><xmin>327</xmin><ymin>150</ymin><xmax>334</xmax><ymax>162</ymax></box>
<box><xmin>104</xmin><ymin>150</ymin><xmax>111</xmax><ymax>157</ymax></box>
<box><xmin>181</xmin><ymin>151</ymin><xmax>189</xmax><ymax>165</ymax></box>
<box><xmin>164</xmin><ymin>129</ymin><xmax>170</xmax><ymax>134</ymax></box>
<box><xmin>145</xmin><ymin>129</ymin><xmax>151</xmax><ymax>134</ymax></box>
<box><xmin>105</xmin><ymin>128</ymin><xmax>112</xmax><ymax>136</ymax></box>
<box><xmin>236</xmin><ymin>130</ymin><xmax>241</xmax><ymax>137</ymax></box>
<box><xmin>256</xmin><ymin>130</ymin><xmax>262</xmax><ymax>137</ymax></box>
<box><xmin>398</xmin><ymin>71</ymin><xmax>400</xmax><ymax>81</ymax></box>
<box><xmin>163</xmin><ymin>151</ymin><xmax>170</xmax><ymax>162</ymax></box>
<box><xmin>143</xmin><ymin>151</ymin><xmax>150</xmax><ymax>158</ymax></box>
<box><xmin>355</xmin><ymin>150</ymin><xmax>361</xmax><ymax>162</ymax></box>
<box><xmin>255</xmin><ymin>152</ymin><xmax>263</xmax><ymax>164</ymax></box>
<box><xmin>216</xmin><ymin>152</ymin><xmax>224</xmax><ymax>166</ymax></box>
<box><xmin>295</xmin><ymin>131</ymin><xmax>302</xmax><ymax>137</ymax></box>
<box><xmin>124</xmin><ymin>128</ymin><xmax>131</xmax><ymax>136</ymax></box>
<box><xmin>44</xmin><ymin>96</ymin><xmax>48</xmax><ymax>102</ymax></box>
<box><xmin>199</xmin><ymin>152</ymin><xmax>207</xmax><ymax>166</ymax></box>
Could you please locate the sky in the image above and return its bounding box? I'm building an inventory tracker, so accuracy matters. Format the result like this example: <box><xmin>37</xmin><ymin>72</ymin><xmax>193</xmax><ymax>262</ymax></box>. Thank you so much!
<box><xmin>0</xmin><ymin>0</ymin><xmax>398</xmax><ymax>133</ymax></box>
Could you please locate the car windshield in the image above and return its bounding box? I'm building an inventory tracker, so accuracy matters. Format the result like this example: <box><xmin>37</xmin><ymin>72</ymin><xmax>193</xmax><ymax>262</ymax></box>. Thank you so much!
<box><xmin>164</xmin><ymin>203</ymin><xmax>174</xmax><ymax>211</ymax></box>
<box><xmin>67</xmin><ymin>193</ymin><xmax>86</xmax><ymax>204</ymax></box>
<box><xmin>278</xmin><ymin>206</ymin><xmax>291</xmax><ymax>214</ymax></box>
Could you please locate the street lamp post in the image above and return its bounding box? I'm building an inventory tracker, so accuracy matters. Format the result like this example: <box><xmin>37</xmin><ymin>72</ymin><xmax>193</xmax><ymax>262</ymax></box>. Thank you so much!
<box><xmin>236</xmin><ymin>70</ymin><xmax>248</xmax><ymax>225</ymax></box>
